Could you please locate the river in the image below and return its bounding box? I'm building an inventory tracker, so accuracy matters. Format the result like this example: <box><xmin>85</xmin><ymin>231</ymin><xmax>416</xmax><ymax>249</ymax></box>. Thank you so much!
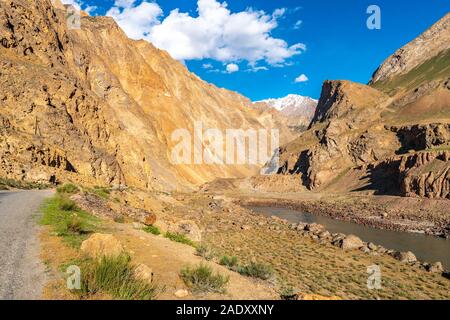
<box><xmin>247</xmin><ymin>206</ymin><xmax>450</xmax><ymax>269</ymax></box>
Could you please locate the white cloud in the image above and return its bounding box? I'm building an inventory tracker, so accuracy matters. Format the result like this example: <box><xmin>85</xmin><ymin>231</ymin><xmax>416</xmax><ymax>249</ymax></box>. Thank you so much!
<box><xmin>107</xmin><ymin>1</ymin><xmax>163</xmax><ymax>40</ymax></box>
<box><xmin>106</xmin><ymin>0</ymin><xmax>305</xmax><ymax>67</ymax></box>
<box><xmin>294</xmin><ymin>74</ymin><xmax>308</xmax><ymax>83</ymax></box>
<box><xmin>202</xmin><ymin>63</ymin><xmax>214</xmax><ymax>69</ymax></box>
<box><xmin>294</xmin><ymin>20</ymin><xmax>303</xmax><ymax>29</ymax></box>
<box><xmin>226</xmin><ymin>63</ymin><xmax>239</xmax><ymax>73</ymax></box>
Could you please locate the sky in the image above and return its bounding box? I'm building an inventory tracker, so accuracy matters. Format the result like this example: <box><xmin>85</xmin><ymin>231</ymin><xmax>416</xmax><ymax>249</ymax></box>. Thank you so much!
<box><xmin>64</xmin><ymin>0</ymin><xmax>449</xmax><ymax>101</ymax></box>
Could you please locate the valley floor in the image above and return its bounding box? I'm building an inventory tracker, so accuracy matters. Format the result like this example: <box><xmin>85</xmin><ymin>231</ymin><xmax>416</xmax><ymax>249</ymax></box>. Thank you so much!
<box><xmin>39</xmin><ymin>184</ymin><xmax>450</xmax><ymax>300</ymax></box>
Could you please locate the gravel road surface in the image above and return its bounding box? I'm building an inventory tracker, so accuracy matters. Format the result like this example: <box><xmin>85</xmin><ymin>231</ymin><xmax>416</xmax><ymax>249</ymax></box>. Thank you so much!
<box><xmin>0</xmin><ymin>190</ymin><xmax>54</xmax><ymax>300</ymax></box>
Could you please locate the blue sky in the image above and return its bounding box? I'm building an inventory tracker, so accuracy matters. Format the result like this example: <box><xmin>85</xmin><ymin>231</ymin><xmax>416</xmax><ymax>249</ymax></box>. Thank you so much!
<box><xmin>70</xmin><ymin>0</ymin><xmax>449</xmax><ymax>100</ymax></box>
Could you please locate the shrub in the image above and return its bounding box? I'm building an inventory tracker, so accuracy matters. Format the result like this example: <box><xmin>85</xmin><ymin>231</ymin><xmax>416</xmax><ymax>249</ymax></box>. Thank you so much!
<box><xmin>143</xmin><ymin>225</ymin><xmax>161</xmax><ymax>236</ymax></box>
<box><xmin>238</xmin><ymin>262</ymin><xmax>274</xmax><ymax>280</ymax></box>
<box><xmin>164</xmin><ymin>232</ymin><xmax>196</xmax><ymax>247</ymax></box>
<box><xmin>65</xmin><ymin>216</ymin><xmax>87</xmax><ymax>234</ymax></box>
<box><xmin>58</xmin><ymin>198</ymin><xmax>78</xmax><ymax>211</ymax></box>
<box><xmin>195</xmin><ymin>244</ymin><xmax>214</xmax><ymax>261</ymax></box>
<box><xmin>180</xmin><ymin>263</ymin><xmax>229</xmax><ymax>294</ymax></box>
<box><xmin>57</xmin><ymin>183</ymin><xmax>79</xmax><ymax>194</ymax></box>
<box><xmin>219</xmin><ymin>255</ymin><xmax>239</xmax><ymax>269</ymax></box>
<box><xmin>279</xmin><ymin>283</ymin><xmax>298</xmax><ymax>300</ymax></box>
<box><xmin>92</xmin><ymin>186</ymin><xmax>111</xmax><ymax>199</ymax></box>
<box><xmin>40</xmin><ymin>195</ymin><xmax>99</xmax><ymax>248</ymax></box>
<box><xmin>78</xmin><ymin>255</ymin><xmax>160</xmax><ymax>300</ymax></box>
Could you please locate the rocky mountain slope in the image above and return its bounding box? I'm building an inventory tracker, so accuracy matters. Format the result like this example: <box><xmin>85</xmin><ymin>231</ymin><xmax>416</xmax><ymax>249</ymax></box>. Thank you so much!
<box><xmin>0</xmin><ymin>0</ymin><xmax>293</xmax><ymax>191</ymax></box>
<box><xmin>254</xmin><ymin>94</ymin><xmax>317</xmax><ymax>130</ymax></box>
<box><xmin>270</xmin><ymin>13</ymin><xmax>450</xmax><ymax>199</ymax></box>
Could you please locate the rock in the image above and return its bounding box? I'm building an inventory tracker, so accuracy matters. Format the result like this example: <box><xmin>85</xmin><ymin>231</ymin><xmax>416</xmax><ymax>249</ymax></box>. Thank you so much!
<box><xmin>427</xmin><ymin>262</ymin><xmax>444</xmax><ymax>273</ymax></box>
<box><xmin>393</xmin><ymin>251</ymin><xmax>417</xmax><ymax>263</ymax></box>
<box><xmin>132</xmin><ymin>222</ymin><xmax>145</xmax><ymax>230</ymax></box>
<box><xmin>339</xmin><ymin>235</ymin><xmax>364</xmax><ymax>250</ymax></box>
<box><xmin>168</xmin><ymin>220</ymin><xmax>202</xmax><ymax>242</ymax></box>
<box><xmin>174</xmin><ymin>289</ymin><xmax>190</xmax><ymax>298</ymax></box>
<box><xmin>305</xmin><ymin>223</ymin><xmax>325</xmax><ymax>234</ymax></box>
<box><xmin>143</xmin><ymin>212</ymin><xmax>157</xmax><ymax>226</ymax></box>
<box><xmin>241</xmin><ymin>225</ymin><xmax>251</xmax><ymax>230</ymax></box>
<box><xmin>360</xmin><ymin>246</ymin><xmax>371</xmax><ymax>254</ymax></box>
<box><xmin>318</xmin><ymin>231</ymin><xmax>331</xmax><ymax>239</ymax></box>
<box><xmin>133</xmin><ymin>263</ymin><xmax>153</xmax><ymax>283</ymax></box>
<box><xmin>368</xmin><ymin>242</ymin><xmax>378</xmax><ymax>251</ymax></box>
<box><xmin>296</xmin><ymin>223</ymin><xmax>307</xmax><ymax>231</ymax></box>
<box><xmin>80</xmin><ymin>234</ymin><xmax>125</xmax><ymax>259</ymax></box>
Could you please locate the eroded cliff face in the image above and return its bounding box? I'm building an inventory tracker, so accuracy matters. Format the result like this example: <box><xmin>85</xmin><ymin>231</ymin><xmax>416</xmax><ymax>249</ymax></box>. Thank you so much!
<box><xmin>0</xmin><ymin>0</ymin><xmax>293</xmax><ymax>191</ymax></box>
<box><xmin>270</xmin><ymin>13</ymin><xmax>450</xmax><ymax>199</ymax></box>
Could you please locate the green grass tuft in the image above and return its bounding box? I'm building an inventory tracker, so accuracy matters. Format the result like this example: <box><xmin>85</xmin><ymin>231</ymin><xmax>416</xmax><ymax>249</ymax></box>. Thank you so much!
<box><xmin>143</xmin><ymin>225</ymin><xmax>161</xmax><ymax>235</ymax></box>
<box><xmin>56</xmin><ymin>183</ymin><xmax>79</xmax><ymax>194</ymax></box>
<box><xmin>40</xmin><ymin>195</ymin><xmax>99</xmax><ymax>248</ymax></box>
<box><xmin>180</xmin><ymin>263</ymin><xmax>229</xmax><ymax>294</ymax></box>
<box><xmin>195</xmin><ymin>244</ymin><xmax>215</xmax><ymax>261</ymax></box>
<box><xmin>75</xmin><ymin>255</ymin><xmax>161</xmax><ymax>300</ymax></box>
<box><xmin>219</xmin><ymin>255</ymin><xmax>239</xmax><ymax>269</ymax></box>
<box><xmin>237</xmin><ymin>262</ymin><xmax>274</xmax><ymax>280</ymax></box>
<box><xmin>164</xmin><ymin>232</ymin><xmax>196</xmax><ymax>247</ymax></box>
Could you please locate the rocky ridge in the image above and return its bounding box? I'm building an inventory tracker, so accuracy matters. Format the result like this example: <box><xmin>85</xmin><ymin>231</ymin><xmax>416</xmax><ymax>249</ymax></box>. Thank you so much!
<box><xmin>0</xmin><ymin>0</ymin><xmax>293</xmax><ymax>191</ymax></box>
<box><xmin>269</xmin><ymin>13</ymin><xmax>450</xmax><ymax>199</ymax></box>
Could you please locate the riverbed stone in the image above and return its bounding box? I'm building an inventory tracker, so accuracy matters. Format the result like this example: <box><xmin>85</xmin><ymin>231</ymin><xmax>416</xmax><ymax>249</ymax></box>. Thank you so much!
<box><xmin>427</xmin><ymin>262</ymin><xmax>444</xmax><ymax>273</ymax></box>
<box><xmin>296</xmin><ymin>223</ymin><xmax>307</xmax><ymax>231</ymax></box>
<box><xmin>318</xmin><ymin>231</ymin><xmax>331</xmax><ymax>239</ymax></box>
<box><xmin>393</xmin><ymin>251</ymin><xmax>417</xmax><ymax>263</ymax></box>
<box><xmin>305</xmin><ymin>223</ymin><xmax>325</xmax><ymax>234</ymax></box>
<box><xmin>339</xmin><ymin>235</ymin><xmax>364</xmax><ymax>250</ymax></box>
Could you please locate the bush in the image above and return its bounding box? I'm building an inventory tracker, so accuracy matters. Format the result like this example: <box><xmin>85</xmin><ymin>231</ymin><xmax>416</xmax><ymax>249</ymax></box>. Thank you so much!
<box><xmin>40</xmin><ymin>195</ymin><xmax>99</xmax><ymax>248</ymax></box>
<box><xmin>57</xmin><ymin>183</ymin><xmax>79</xmax><ymax>194</ymax></box>
<box><xmin>180</xmin><ymin>263</ymin><xmax>229</xmax><ymax>294</ymax></box>
<box><xmin>164</xmin><ymin>232</ymin><xmax>196</xmax><ymax>247</ymax></box>
<box><xmin>238</xmin><ymin>262</ymin><xmax>274</xmax><ymax>280</ymax></box>
<box><xmin>65</xmin><ymin>215</ymin><xmax>87</xmax><ymax>234</ymax></box>
<box><xmin>279</xmin><ymin>283</ymin><xmax>298</xmax><ymax>300</ymax></box>
<box><xmin>143</xmin><ymin>225</ymin><xmax>161</xmax><ymax>235</ymax></box>
<box><xmin>78</xmin><ymin>255</ymin><xmax>160</xmax><ymax>300</ymax></box>
<box><xmin>59</xmin><ymin>198</ymin><xmax>78</xmax><ymax>211</ymax></box>
<box><xmin>195</xmin><ymin>244</ymin><xmax>214</xmax><ymax>261</ymax></box>
<box><xmin>219</xmin><ymin>255</ymin><xmax>239</xmax><ymax>269</ymax></box>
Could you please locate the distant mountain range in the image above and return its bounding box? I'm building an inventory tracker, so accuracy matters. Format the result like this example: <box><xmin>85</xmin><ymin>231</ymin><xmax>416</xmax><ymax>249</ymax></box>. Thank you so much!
<box><xmin>254</xmin><ymin>94</ymin><xmax>318</xmax><ymax>130</ymax></box>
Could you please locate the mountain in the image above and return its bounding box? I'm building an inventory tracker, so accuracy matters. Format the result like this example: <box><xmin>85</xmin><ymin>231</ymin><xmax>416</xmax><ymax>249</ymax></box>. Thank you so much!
<box><xmin>267</xmin><ymin>13</ymin><xmax>450</xmax><ymax>199</ymax></box>
<box><xmin>0</xmin><ymin>0</ymin><xmax>293</xmax><ymax>191</ymax></box>
<box><xmin>254</xmin><ymin>94</ymin><xmax>318</xmax><ymax>131</ymax></box>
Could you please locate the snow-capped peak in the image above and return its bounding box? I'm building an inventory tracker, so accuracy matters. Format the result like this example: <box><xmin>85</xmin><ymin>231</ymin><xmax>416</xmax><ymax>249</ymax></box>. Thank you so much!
<box><xmin>255</xmin><ymin>94</ymin><xmax>318</xmax><ymax>118</ymax></box>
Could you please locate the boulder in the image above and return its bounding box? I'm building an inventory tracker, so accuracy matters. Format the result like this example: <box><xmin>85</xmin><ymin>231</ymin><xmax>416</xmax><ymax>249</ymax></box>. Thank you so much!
<box><xmin>393</xmin><ymin>251</ymin><xmax>417</xmax><ymax>263</ymax></box>
<box><xmin>133</xmin><ymin>263</ymin><xmax>154</xmax><ymax>283</ymax></box>
<box><xmin>305</xmin><ymin>223</ymin><xmax>325</xmax><ymax>234</ymax></box>
<box><xmin>174</xmin><ymin>289</ymin><xmax>190</xmax><ymax>298</ymax></box>
<box><xmin>168</xmin><ymin>220</ymin><xmax>202</xmax><ymax>242</ymax></box>
<box><xmin>80</xmin><ymin>233</ymin><xmax>125</xmax><ymax>259</ymax></box>
<box><xmin>143</xmin><ymin>212</ymin><xmax>157</xmax><ymax>226</ymax></box>
<box><xmin>339</xmin><ymin>235</ymin><xmax>364</xmax><ymax>250</ymax></box>
<box><xmin>318</xmin><ymin>231</ymin><xmax>331</xmax><ymax>239</ymax></box>
<box><xmin>427</xmin><ymin>262</ymin><xmax>444</xmax><ymax>273</ymax></box>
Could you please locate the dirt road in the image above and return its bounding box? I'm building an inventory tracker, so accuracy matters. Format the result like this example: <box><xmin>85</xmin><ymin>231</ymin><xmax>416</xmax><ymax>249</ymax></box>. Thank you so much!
<box><xmin>0</xmin><ymin>190</ymin><xmax>53</xmax><ymax>300</ymax></box>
